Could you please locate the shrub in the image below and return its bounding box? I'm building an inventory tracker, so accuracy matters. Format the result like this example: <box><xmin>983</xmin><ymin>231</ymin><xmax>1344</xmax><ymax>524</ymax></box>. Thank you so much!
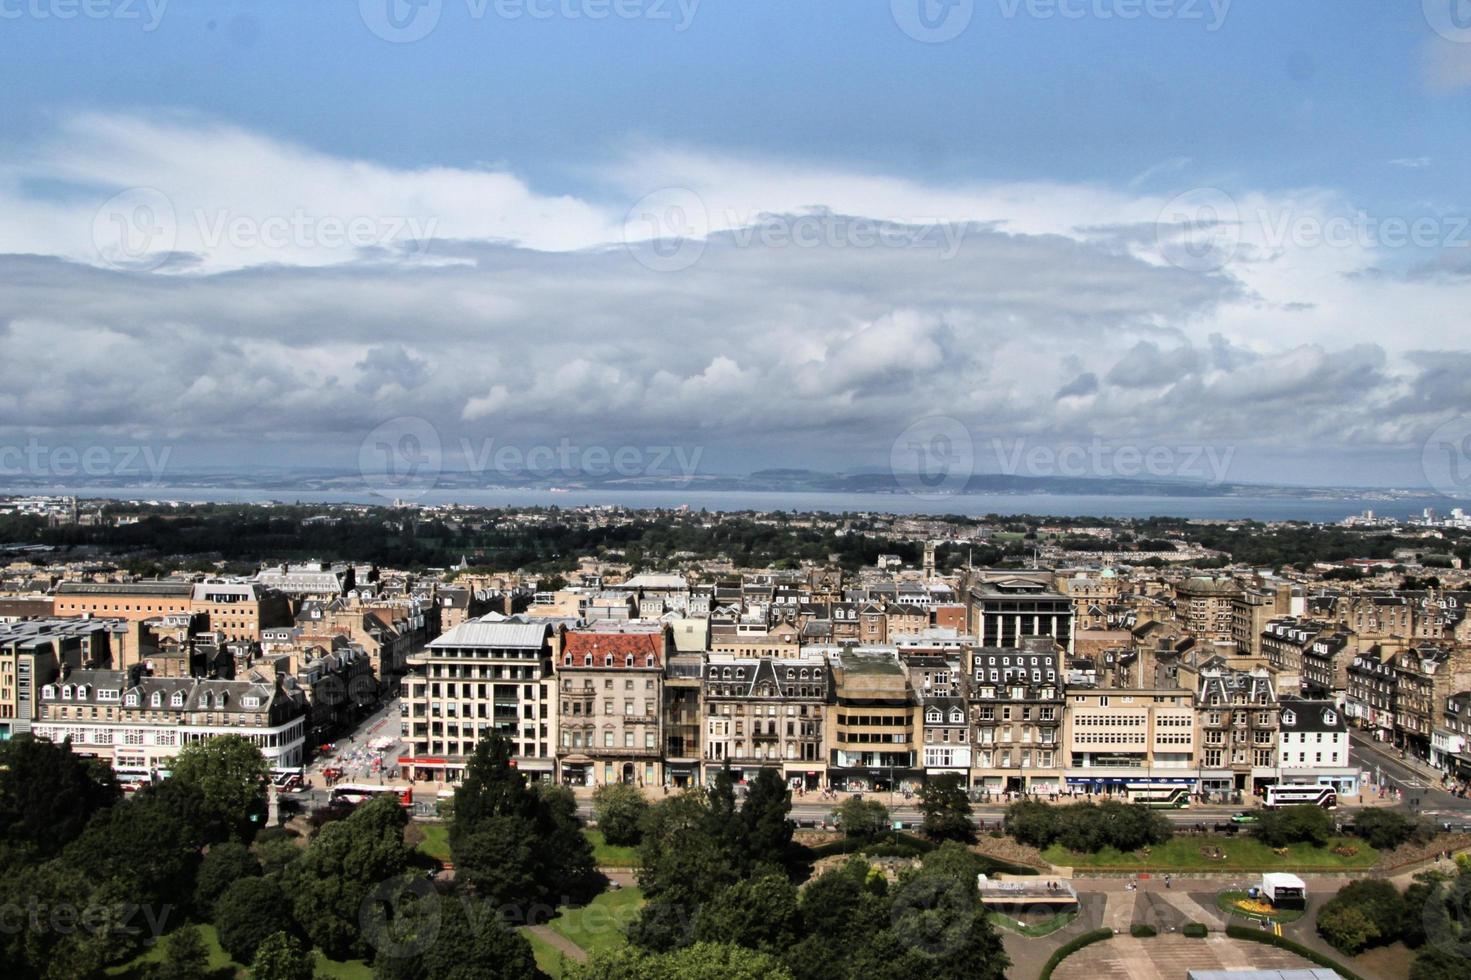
<box><xmin>1225</xmin><ymin>925</ymin><xmax>1366</xmax><ymax>980</ymax></box>
<box><xmin>1350</xmin><ymin>809</ymin><xmax>1419</xmax><ymax>851</ymax></box>
<box><xmin>593</xmin><ymin>783</ymin><xmax>649</xmax><ymax>846</ymax></box>
<box><xmin>1182</xmin><ymin>923</ymin><xmax>1208</xmax><ymax>938</ymax></box>
<box><xmin>1130</xmin><ymin>924</ymin><xmax>1157</xmax><ymax>937</ymax></box>
<box><xmin>1253</xmin><ymin>805</ymin><xmax>1333</xmax><ymax>848</ymax></box>
<box><xmin>1007</xmin><ymin>800</ymin><xmax>1172</xmax><ymax>854</ymax></box>
<box><xmin>1039</xmin><ymin>928</ymin><xmax>1114</xmax><ymax>980</ymax></box>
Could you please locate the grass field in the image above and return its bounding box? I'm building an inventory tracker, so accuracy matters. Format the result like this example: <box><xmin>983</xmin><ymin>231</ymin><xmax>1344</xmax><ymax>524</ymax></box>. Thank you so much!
<box><xmin>547</xmin><ymin>885</ymin><xmax>645</xmax><ymax>958</ymax></box>
<box><xmin>106</xmin><ymin>923</ymin><xmax>237</xmax><ymax>977</ymax></box>
<box><xmin>416</xmin><ymin>822</ymin><xmax>452</xmax><ymax>862</ymax></box>
<box><xmin>584</xmin><ymin>828</ymin><xmax>640</xmax><ymax>867</ymax></box>
<box><xmin>108</xmin><ymin>923</ymin><xmax>371</xmax><ymax>979</ymax></box>
<box><xmin>1042</xmin><ymin>835</ymin><xmax>1379</xmax><ymax>872</ymax></box>
<box><xmin>990</xmin><ymin>909</ymin><xmax>1079</xmax><ymax>937</ymax></box>
<box><xmin>523</xmin><ymin>930</ymin><xmax>572</xmax><ymax>979</ymax></box>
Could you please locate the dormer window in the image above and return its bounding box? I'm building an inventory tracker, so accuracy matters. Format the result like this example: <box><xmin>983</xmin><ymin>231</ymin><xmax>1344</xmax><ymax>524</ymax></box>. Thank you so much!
<box><xmin>242</xmin><ymin>696</ymin><xmax>261</xmax><ymax>709</ymax></box>
<box><xmin>150</xmin><ymin>691</ymin><xmax>161</xmax><ymax>707</ymax></box>
<box><xmin>61</xmin><ymin>685</ymin><xmax>72</xmax><ymax>701</ymax></box>
<box><xmin>125</xmin><ymin>693</ymin><xmax>139</xmax><ymax>707</ymax></box>
<box><xmin>42</xmin><ymin>685</ymin><xmax>54</xmax><ymax>700</ymax></box>
<box><xmin>645</xmin><ymin>655</ymin><xmax>655</xmax><ymax>667</ymax></box>
<box><xmin>171</xmin><ymin>692</ymin><xmax>185</xmax><ymax>707</ymax></box>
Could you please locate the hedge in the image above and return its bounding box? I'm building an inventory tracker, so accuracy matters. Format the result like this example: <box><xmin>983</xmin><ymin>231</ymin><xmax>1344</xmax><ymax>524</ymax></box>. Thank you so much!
<box><xmin>1039</xmin><ymin>928</ymin><xmax>1114</xmax><ymax>980</ymax></box>
<box><xmin>1130</xmin><ymin>924</ymin><xmax>1157</xmax><ymax>938</ymax></box>
<box><xmin>1182</xmin><ymin>923</ymin><xmax>1208</xmax><ymax>938</ymax></box>
<box><xmin>1224</xmin><ymin>925</ymin><xmax>1365</xmax><ymax>980</ymax></box>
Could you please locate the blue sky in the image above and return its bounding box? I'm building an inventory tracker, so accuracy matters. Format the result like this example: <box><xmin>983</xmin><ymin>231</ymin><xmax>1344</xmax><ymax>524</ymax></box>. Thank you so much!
<box><xmin>1</xmin><ymin>2</ymin><xmax>1470</xmax><ymax>492</ymax></box>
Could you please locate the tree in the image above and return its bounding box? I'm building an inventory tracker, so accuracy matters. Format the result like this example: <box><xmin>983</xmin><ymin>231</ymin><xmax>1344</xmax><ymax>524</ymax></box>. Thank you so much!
<box><xmin>1316</xmin><ymin>878</ymin><xmax>1405</xmax><ymax>955</ymax></box>
<box><xmin>1253</xmin><ymin>805</ymin><xmax>1333</xmax><ymax>848</ymax></box>
<box><xmin>153</xmin><ymin>926</ymin><xmax>210</xmax><ymax>980</ymax></box>
<box><xmin>691</xmin><ymin>873</ymin><xmax>802</xmax><ymax>954</ymax></box>
<box><xmin>250</xmin><ymin>931</ymin><xmax>315</xmax><ymax>980</ymax></box>
<box><xmin>834</xmin><ymin>797</ymin><xmax>890</xmax><ymax>838</ymax></box>
<box><xmin>629</xmin><ymin>791</ymin><xmax>741</xmax><ymax>951</ymax></box>
<box><xmin>170</xmin><ymin>734</ymin><xmax>270</xmax><ymax>841</ymax></box>
<box><xmin>286</xmin><ymin>795</ymin><xmax>413</xmax><ymax>960</ymax></box>
<box><xmin>1316</xmin><ymin>903</ymin><xmax>1379</xmax><ymax>955</ymax></box>
<box><xmin>1352</xmin><ymin>809</ymin><xmax>1419</xmax><ymax>851</ymax></box>
<box><xmin>195</xmin><ymin>840</ymin><xmax>262</xmax><ymax>915</ymax></box>
<box><xmin>1002</xmin><ymin>800</ymin><xmax>1057</xmax><ymax>849</ymax></box>
<box><xmin>61</xmin><ymin>779</ymin><xmax>204</xmax><ymax>918</ymax></box>
<box><xmin>918</xmin><ymin>774</ymin><xmax>973</xmax><ymax>843</ymax></box>
<box><xmin>571</xmin><ymin>942</ymin><xmax>793</xmax><ymax>980</ymax></box>
<box><xmin>0</xmin><ymin>735</ymin><xmax>119</xmax><ymax>863</ymax></box>
<box><xmin>451</xmin><ymin>735</ymin><xmax>596</xmax><ymax>910</ymax></box>
<box><xmin>215</xmin><ymin>876</ymin><xmax>296</xmax><ymax>965</ymax></box>
<box><xmin>370</xmin><ymin>889</ymin><xmax>541</xmax><ymax>980</ymax></box>
<box><xmin>741</xmin><ymin>768</ymin><xmax>794</xmax><ymax>868</ymax></box>
<box><xmin>593</xmin><ymin>783</ymin><xmax>649</xmax><ymax>846</ymax></box>
<box><xmin>1411</xmin><ymin>946</ymin><xmax>1471</xmax><ymax>980</ymax></box>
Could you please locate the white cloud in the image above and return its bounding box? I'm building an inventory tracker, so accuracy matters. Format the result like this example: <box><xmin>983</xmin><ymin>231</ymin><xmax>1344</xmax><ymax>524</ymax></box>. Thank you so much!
<box><xmin>0</xmin><ymin>112</ymin><xmax>1468</xmax><ymax>485</ymax></box>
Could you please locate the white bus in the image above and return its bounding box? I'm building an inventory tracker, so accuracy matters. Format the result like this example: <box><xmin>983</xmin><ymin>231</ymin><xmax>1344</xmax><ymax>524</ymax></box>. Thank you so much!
<box><xmin>1264</xmin><ymin>784</ymin><xmax>1337</xmax><ymax>809</ymax></box>
<box><xmin>1126</xmin><ymin>784</ymin><xmax>1191</xmax><ymax>809</ymax></box>
<box><xmin>329</xmin><ymin>783</ymin><xmax>413</xmax><ymax>807</ymax></box>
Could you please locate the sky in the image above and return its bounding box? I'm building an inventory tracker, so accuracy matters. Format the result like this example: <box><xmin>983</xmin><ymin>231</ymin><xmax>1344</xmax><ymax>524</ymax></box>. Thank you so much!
<box><xmin>1</xmin><ymin>1</ymin><xmax>1470</xmax><ymax>493</ymax></box>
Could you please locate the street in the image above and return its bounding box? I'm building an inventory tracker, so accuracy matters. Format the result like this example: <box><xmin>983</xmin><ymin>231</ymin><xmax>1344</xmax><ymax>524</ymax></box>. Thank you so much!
<box><xmin>1348</xmin><ymin>729</ymin><xmax>1471</xmax><ymax>823</ymax></box>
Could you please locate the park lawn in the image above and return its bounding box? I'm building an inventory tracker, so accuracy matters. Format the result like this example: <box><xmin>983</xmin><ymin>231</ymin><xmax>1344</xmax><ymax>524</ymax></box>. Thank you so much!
<box><xmin>106</xmin><ymin>923</ymin><xmax>237</xmax><ymax>976</ymax></box>
<box><xmin>1042</xmin><ymin>835</ymin><xmax>1379</xmax><ymax>872</ymax></box>
<box><xmin>108</xmin><ymin>923</ymin><xmax>373</xmax><ymax>979</ymax></box>
<box><xmin>584</xmin><ymin>828</ymin><xmax>639</xmax><ymax>868</ymax></box>
<box><xmin>417</xmin><ymin>822</ymin><xmax>452</xmax><ymax>862</ymax></box>
<box><xmin>547</xmin><ymin>885</ymin><xmax>645</xmax><ymax>958</ymax></box>
<box><xmin>522</xmin><ymin>929</ymin><xmax>570</xmax><ymax>979</ymax></box>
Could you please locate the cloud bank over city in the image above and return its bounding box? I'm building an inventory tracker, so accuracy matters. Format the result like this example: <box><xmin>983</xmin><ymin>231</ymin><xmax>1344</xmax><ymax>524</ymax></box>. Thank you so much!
<box><xmin>0</xmin><ymin>110</ymin><xmax>1468</xmax><ymax>488</ymax></box>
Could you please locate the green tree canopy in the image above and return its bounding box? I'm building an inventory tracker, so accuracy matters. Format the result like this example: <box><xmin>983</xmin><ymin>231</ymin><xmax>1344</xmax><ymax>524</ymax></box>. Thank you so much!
<box><xmin>169</xmin><ymin>734</ymin><xmax>270</xmax><ymax>841</ymax></box>
<box><xmin>592</xmin><ymin>783</ymin><xmax>649</xmax><ymax>847</ymax></box>
<box><xmin>249</xmin><ymin>930</ymin><xmax>316</xmax><ymax>980</ymax></box>
<box><xmin>215</xmin><ymin>876</ymin><xmax>297</xmax><ymax>965</ymax></box>
<box><xmin>571</xmin><ymin>942</ymin><xmax>793</xmax><ymax>980</ymax></box>
<box><xmin>450</xmin><ymin>735</ymin><xmax>597</xmax><ymax>910</ymax></box>
<box><xmin>195</xmin><ymin>839</ymin><xmax>262</xmax><ymax>915</ymax></box>
<box><xmin>918</xmin><ymin>774</ymin><xmax>973</xmax><ymax>843</ymax></box>
<box><xmin>0</xmin><ymin>735</ymin><xmax>119</xmax><ymax>863</ymax></box>
<box><xmin>285</xmin><ymin>794</ymin><xmax>413</xmax><ymax>960</ymax></box>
